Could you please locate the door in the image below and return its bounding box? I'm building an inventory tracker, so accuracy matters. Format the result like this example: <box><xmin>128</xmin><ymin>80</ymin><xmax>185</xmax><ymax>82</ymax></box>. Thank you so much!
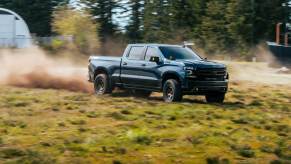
<box><xmin>142</xmin><ymin>46</ymin><xmax>163</xmax><ymax>89</ymax></box>
<box><xmin>121</xmin><ymin>46</ymin><xmax>147</xmax><ymax>87</ymax></box>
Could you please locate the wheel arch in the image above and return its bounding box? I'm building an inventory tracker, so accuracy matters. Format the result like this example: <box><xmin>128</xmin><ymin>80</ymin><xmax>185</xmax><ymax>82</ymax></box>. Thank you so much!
<box><xmin>162</xmin><ymin>72</ymin><xmax>183</xmax><ymax>86</ymax></box>
<box><xmin>94</xmin><ymin>67</ymin><xmax>110</xmax><ymax>80</ymax></box>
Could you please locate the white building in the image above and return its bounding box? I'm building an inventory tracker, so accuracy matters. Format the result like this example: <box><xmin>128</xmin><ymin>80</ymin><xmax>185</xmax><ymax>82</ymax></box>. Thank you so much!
<box><xmin>0</xmin><ymin>8</ymin><xmax>32</xmax><ymax>48</ymax></box>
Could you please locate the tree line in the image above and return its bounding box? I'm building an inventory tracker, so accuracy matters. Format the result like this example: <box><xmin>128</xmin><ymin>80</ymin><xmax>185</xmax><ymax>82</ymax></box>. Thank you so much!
<box><xmin>0</xmin><ymin>0</ymin><xmax>290</xmax><ymax>56</ymax></box>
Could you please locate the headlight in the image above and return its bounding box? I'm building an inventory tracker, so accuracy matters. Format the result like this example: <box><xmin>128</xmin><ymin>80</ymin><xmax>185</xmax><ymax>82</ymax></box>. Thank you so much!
<box><xmin>184</xmin><ymin>66</ymin><xmax>194</xmax><ymax>70</ymax></box>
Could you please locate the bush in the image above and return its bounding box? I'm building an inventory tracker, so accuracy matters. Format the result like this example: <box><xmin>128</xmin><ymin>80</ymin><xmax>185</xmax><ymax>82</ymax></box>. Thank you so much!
<box><xmin>134</xmin><ymin>135</ymin><xmax>152</xmax><ymax>145</ymax></box>
<box><xmin>127</xmin><ymin>129</ymin><xmax>152</xmax><ymax>145</ymax></box>
<box><xmin>0</xmin><ymin>148</ymin><xmax>26</xmax><ymax>158</ymax></box>
<box><xmin>86</xmin><ymin>111</ymin><xmax>99</xmax><ymax>118</ymax></box>
<box><xmin>19</xmin><ymin>150</ymin><xmax>56</xmax><ymax>164</ymax></box>
<box><xmin>51</xmin><ymin>39</ymin><xmax>65</xmax><ymax>50</ymax></box>
<box><xmin>108</xmin><ymin>112</ymin><xmax>127</xmax><ymax>120</ymax></box>
<box><xmin>237</xmin><ymin>146</ymin><xmax>255</xmax><ymax>158</ymax></box>
<box><xmin>206</xmin><ymin>157</ymin><xmax>230</xmax><ymax>164</ymax></box>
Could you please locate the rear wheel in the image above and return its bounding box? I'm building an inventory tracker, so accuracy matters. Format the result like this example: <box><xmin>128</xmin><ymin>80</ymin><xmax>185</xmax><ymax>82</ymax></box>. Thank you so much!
<box><xmin>163</xmin><ymin>79</ymin><xmax>183</xmax><ymax>102</ymax></box>
<box><xmin>205</xmin><ymin>92</ymin><xmax>225</xmax><ymax>103</ymax></box>
<box><xmin>94</xmin><ymin>74</ymin><xmax>112</xmax><ymax>95</ymax></box>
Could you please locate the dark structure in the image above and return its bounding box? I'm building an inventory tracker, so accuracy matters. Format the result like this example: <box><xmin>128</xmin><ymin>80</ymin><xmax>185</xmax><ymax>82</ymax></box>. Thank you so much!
<box><xmin>267</xmin><ymin>23</ymin><xmax>291</xmax><ymax>67</ymax></box>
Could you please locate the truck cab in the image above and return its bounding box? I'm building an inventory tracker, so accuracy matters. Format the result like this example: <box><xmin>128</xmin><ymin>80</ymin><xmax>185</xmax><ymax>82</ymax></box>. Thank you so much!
<box><xmin>88</xmin><ymin>44</ymin><xmax>229</xmax><ymax>103</ymax></box>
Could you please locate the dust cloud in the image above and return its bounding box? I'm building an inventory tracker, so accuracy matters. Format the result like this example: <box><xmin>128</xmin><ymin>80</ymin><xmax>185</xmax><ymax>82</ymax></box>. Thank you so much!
<box><xmin>0</xmin><ymin>47</ymin><xmax>93</xmax><ymax>93</ymax></box>
<box><xmin>227</xmin><ymin>62</ymin><xmax>291</xmax><ymax>85</ymax></box>
<box><xmin>225</xmin><ymin>46</ymin><xmax>291</xmax><ymax>85</ymax></box>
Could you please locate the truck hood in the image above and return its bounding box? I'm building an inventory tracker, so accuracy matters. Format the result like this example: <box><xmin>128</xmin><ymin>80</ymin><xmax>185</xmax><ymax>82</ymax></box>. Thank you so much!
<box><xmin>180</xmin><ymin>59</ymin><xmax>226</xmax><ymax>69</ymax></box>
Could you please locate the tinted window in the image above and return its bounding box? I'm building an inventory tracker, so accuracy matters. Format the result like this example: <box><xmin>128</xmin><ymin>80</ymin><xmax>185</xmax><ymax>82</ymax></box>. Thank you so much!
<box><xmin>159</xmin><ymin>46</ymin><xmax>202</xmax><ymax>60</ymax></box>
<box><xmin>127</xmin><ymin>46</ymin><xmax>145</xmax><ymax>60</ymax></box>
<box><xmin>145</xmin><ymin>47</ymin><xmax>160</xmax><ymax>61</ymax></box>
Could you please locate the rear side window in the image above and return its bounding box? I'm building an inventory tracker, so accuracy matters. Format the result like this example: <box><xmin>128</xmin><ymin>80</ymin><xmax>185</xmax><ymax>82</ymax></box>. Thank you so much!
<box><xmin>127</xmin><ymin>46</ymin><xmax>145</xmax><ymax>60</ymax></box>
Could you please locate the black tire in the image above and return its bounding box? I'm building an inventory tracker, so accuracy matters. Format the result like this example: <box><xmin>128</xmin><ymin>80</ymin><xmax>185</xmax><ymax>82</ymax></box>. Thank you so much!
<box><xmin>205</xmin><ymin>92</ymin><xmax>225</xmax><ymax>103</ymax></box>
<box><xmin>132</xmin><ymin>90</ymin><xmax>152</xmax><ymax>98</ymax></box>
<box><xmin>94</xmin><ymin>74</ymin><xmax>112</xmax><ymax>95</ymax></box>
<box><xmin>163</xmin><ymin>79</ymin><xmax>183</xmax><ymax>102</ymax></box>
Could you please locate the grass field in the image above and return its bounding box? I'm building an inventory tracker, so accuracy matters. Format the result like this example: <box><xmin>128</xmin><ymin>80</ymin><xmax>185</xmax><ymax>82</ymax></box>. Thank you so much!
<box><xmin>0</xmin><ymin>81</ymin><xmax>290</xmax><ymax>164</ymax></box>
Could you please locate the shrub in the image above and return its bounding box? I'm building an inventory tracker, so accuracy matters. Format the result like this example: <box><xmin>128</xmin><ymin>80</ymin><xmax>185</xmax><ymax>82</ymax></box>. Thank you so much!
<box><xmin>86</xmin><ymin>111</ymin><xmax>98</xmax><ymax>118</ymax></box>
<box><xmin>19</xmin><ymin>150</ymin><xmax>56</xmax><ymax>163</ymax></box>
<box><xmin>108</xmin><ymin>112</ymin><xmax>127</xmax><ymax>121</ymax></box>
<box><xmin>0</xmin><ymin>148</ymin><xmax>26</xmax><ymax>158</ymax></box>
<box><xmin>51</xmin><ymin>39</ymin><xmax>65</xmax><ymax>50</ymax></box>
<box><xmin>121</xmin><ymin>110</ymin><xmax>132</xmax><ymax>115</ymax></box>
<box><xmin>260</xmin><ymin>145</ymin><xmax>274</xmax><ymax>153</ymax></box>
<box><xmin>231</xmin><ymin>117</ymin><xmax>249</xmax><ymax>124</ymax></box>
<box><xmin>206</xmin><ymin>156</ymin><xmax>220</xmax><ymax>164</ymax></box>
<box><xmin>113</xmin><ymin>160</ymin><xmax>122</xmax><ymax>164</ymax></box>
<box><xmin>127</xmin><ymin>129</ymin><xmax>152</xmax><ymax>145</ymax></box>
<box><xmin>69</xmin><ymin>119</ymin><xmax>86</xmax><ymax>125</ymax></box>
<box><xmin>237</xmin><ymin>146</ymin><xmax>255</xmax><ymax>158</ymax></box>
<box><xmin>134</xmin><ymin>135</ymin><xmax>152</xmax><ymax>145</ymax></box>
<box><xmin>206</xmin><ymin>157</ymin><xmax>230</xmax><ymax>164</ymax></box>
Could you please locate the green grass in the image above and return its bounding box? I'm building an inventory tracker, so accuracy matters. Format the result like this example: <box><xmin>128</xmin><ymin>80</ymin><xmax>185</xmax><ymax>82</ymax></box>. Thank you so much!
<box><xmin>0</xmin><ymin>82</ymin><xmax>290</xmax><ymax>164</ymax></box>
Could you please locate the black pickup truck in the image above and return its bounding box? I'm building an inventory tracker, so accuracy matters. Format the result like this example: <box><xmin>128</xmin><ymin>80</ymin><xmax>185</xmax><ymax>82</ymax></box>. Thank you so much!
<box><xmin>88</xmin><ymin>44</ymin><xmax>229</xmax><ymax>103</ymax></box>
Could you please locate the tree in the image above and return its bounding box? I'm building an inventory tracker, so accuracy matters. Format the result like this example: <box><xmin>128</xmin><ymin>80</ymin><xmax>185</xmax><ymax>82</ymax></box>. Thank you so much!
<box><xmin>143</xmin><ymin>0</ymin><xmax>175</xmax><ymax>42</ymax></box>
<box><xmin>52</xmin><ymin>6</ymin><xmax>100</xmax><ymax>54</ymax></box>
<box><xmin>0</xmin><ymin>0</ymin><xmax>68</xmax><ymax>36</ymax></box>
<box><xmin>254</xmin><ymin>0</ymin><xmax>285</xmax><ymax>41</ymax></box>
<box><xmin>171</xmin><ymin>0</ymin><xmax>203</xmax><ymax>41</ymax></box>
<box><xmin>226</xmin><ymin>0</ymin><xmax>254</xmax><ymax>54</ymax></box>
<box><xmin>81</xmin><ymin>0</ymin><xmax>119</xmax><ymax>40</ymax></box>
<box><xmin>199</xmin><ymin>0</ymin><xmax>230</xmax><ymax>54</ymax></box>
<box><xmin>125</xmin><ymin>0</ymin><xmax>144</xmax><ymax>42</ymax></box>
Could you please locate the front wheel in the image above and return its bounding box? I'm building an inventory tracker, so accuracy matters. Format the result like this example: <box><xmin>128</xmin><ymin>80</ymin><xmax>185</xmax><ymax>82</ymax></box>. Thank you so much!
<box><xmin>94</xmin><ymin>74</ymin><xmax>112</xmax><ymax>95</ymax></box>
<box><xmin>163</xmin><ymin>79</ymin><xmax>183</xmax><ymax>102</ymax></box>
<box><xmin>205</xmin><ymin>92</ymin><xmax>225</xmax><ymax>103</ymax></box>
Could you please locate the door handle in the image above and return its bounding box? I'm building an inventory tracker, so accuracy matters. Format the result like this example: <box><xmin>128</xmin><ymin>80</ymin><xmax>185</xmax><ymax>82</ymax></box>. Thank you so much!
<box><xmin>141</xmin><ymin>64</ymin><xmax>146</xmax><ymax>66</ymax></box>
<box><xmin>123</xmin><ymin>62</ymin><xmax>127</xmax><ymax>66</ymax></box>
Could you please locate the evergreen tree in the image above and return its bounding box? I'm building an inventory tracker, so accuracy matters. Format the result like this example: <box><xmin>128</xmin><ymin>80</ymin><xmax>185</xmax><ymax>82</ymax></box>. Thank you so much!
<box><xmin>199</xmin><ymin>0</ymin><xmax>230</xmax><ymax>53</ymax></box>
<box><xmin>82</xmin><ymin>0</ymin><xmax>119</xmax><ymax>40</ymax></box>
<box><xmin>171</xmin><ymin>0</ymin><xmax>206</xmax><ymax>41</ymax></box>
<box><xmin>226</xmin><ymin>0</ymin><xmax>254</xmax><ymax>54</ymax></box>
<box><xmin>254</xmin><ymin>0</ymin><xmax>285</xmax><ymax>41</ymax></box>
<box><xmin>125</xmin><ymin>0</ymin><xmax>144</xmax><ymax>42</ymax></box>
<box><xmin>143</xmin><ymin>0</ymin><xmax>175</xmax><ymax>42</ymax></box>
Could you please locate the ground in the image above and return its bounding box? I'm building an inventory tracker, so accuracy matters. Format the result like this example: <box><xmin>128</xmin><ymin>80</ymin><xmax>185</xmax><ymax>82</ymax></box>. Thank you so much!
<box><xmin>0</xmin><ymin>80</ymin><xmax>290</xmax><ymax>164</ymax></box>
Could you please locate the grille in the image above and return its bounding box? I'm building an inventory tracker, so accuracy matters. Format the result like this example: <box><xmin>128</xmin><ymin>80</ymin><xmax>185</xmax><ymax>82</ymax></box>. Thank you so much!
<box><xmin>191</xmin><ymin>68</ymin><xmax>226</xmax><ymax>81</ymax></box>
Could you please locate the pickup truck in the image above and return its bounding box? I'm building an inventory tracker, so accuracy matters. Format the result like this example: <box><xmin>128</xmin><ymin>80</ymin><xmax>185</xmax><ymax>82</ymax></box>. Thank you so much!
<box><xmin>88</xmin><ymin>44</ymin><xmax>229</xmax><ymax>103</ymax></box>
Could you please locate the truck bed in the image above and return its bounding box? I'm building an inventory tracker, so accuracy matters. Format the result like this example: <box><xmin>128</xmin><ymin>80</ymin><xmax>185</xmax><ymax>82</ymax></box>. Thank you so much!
<box><xmin>89</xmin><ymin>56</ymin><xmax>121</xmax><ymax>62</ymax></box>
<box><xmin>88</xmin><ymin>56</ymin><xmax>122</xmax><ymax>83</ymax></box>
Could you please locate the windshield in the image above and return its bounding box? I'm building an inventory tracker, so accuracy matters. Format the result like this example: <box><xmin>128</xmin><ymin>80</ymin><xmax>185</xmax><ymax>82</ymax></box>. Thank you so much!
<box><xmin>159</xmin><ymin>46</ymin><xmax>202</xmax><ymax>60</ymax></box>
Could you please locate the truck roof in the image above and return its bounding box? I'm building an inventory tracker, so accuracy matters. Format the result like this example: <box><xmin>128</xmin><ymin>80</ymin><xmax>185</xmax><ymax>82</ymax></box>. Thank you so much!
<box><xmin>128</xmin><ymin>43</ymin><xmax>183</xmax><ymax>47</ymax></box>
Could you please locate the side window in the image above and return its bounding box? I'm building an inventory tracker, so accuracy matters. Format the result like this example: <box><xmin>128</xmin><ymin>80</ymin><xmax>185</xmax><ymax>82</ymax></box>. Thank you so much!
<box><xmin>145</xmin><ymin>47</ymin><xmax>160</xmax><ymax>61</ymax></box>
<box><xmin>127</xmin><ymin>46</ymin><xmax>145</xmax><ymax>60</ymax></box>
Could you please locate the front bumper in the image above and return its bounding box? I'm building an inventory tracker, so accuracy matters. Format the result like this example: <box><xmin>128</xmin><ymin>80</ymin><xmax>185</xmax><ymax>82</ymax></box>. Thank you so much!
<box><xmin>183</xmin><ymin>80</ymin><xmax>229</xmax><ymax>95</ymax></box>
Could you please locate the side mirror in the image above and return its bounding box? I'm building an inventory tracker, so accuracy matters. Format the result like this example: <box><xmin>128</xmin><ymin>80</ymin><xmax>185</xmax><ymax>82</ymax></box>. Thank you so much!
<box><xmin>149</xmin><ymin>56</ymin><xmax>160</xmax><ymax>63</ymax></box>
